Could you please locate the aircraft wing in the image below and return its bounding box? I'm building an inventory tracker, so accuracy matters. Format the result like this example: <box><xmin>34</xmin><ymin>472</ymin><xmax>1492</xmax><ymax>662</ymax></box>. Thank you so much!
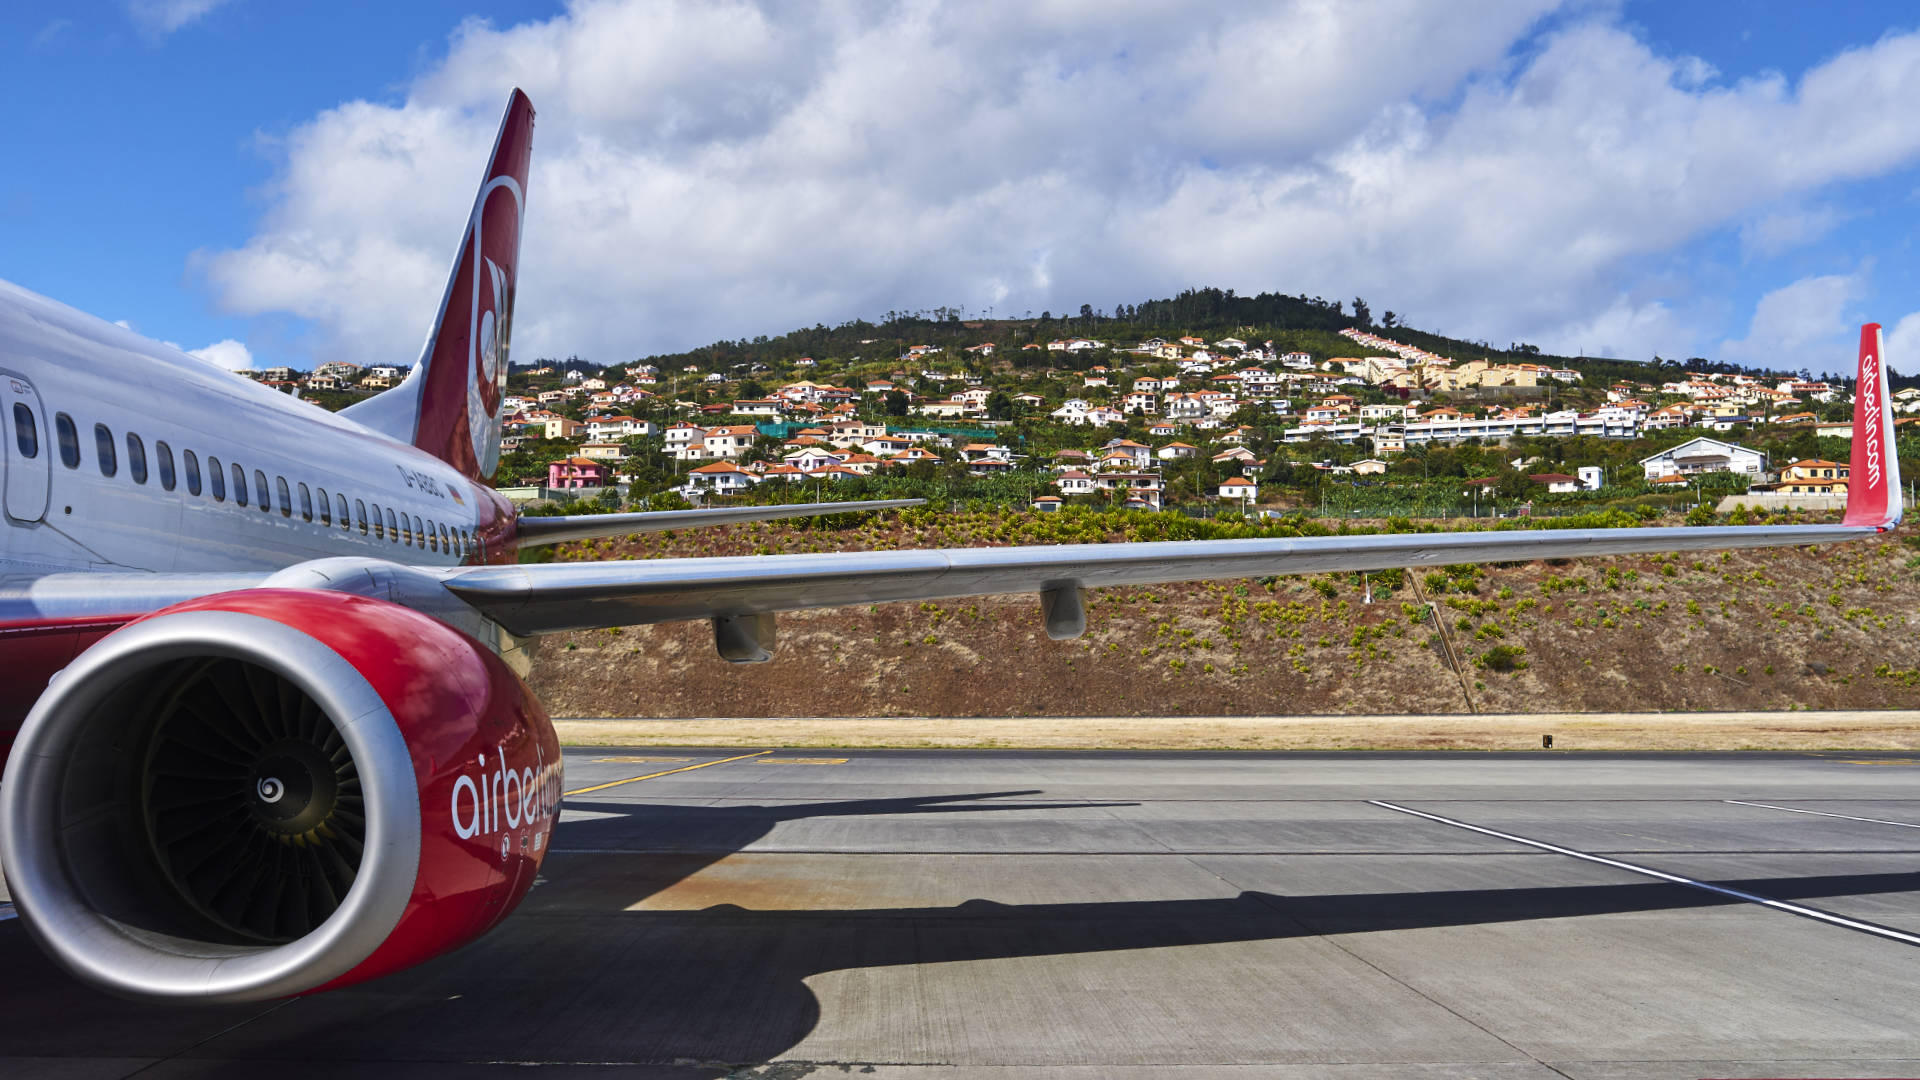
<box><xmin>514</xmin><ymin>499</ymin><xmax>925</xmax><ymax>547</ymax></box>
<box><xmin>438</xmin><ymin>321</ymin><xmax>1902</xmax><ymax>653</ymax></box>
<box><xmin>434</xmin><ymin>517</ymin><xmax>1880</xmax><ymax>651</ymax></box>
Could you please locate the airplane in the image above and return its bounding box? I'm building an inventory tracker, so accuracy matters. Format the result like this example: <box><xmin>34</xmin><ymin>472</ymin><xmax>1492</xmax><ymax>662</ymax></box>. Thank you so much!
<box><xmin>0</xmin><ymin>88</ymin><xmax>1901</xmax><ymax>1006</ymax></box>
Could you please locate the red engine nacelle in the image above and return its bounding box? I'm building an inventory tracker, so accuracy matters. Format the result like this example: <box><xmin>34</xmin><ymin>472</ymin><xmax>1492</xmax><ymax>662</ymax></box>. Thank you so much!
<box><xmin>0</xmin><ymin>588</ymin><xmax>560</xmax><ymax>1003</ymax></box>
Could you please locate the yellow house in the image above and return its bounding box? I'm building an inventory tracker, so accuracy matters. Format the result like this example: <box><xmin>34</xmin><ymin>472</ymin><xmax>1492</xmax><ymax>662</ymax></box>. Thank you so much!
<box><xmin>1777</xmin><ymin>459</ymin><xmax>1848</xmax><ymax>494</ymax></box>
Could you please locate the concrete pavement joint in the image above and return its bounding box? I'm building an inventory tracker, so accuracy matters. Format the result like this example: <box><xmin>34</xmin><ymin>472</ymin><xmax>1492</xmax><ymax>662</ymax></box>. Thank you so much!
<box><xmin>1191</xmin><ymin>824</ymin><xmax>1573</xmax><ymax>1079</ymax></box>
<box><xmin>1370</xmin><ymin>799</ymin><xmax>1920</xmax><ymax>948</ymax></box>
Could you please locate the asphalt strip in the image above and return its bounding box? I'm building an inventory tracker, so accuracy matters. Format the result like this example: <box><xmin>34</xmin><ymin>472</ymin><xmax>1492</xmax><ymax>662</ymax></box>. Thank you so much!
<box><xmin>1369</xmin><ymin>799</ymin><xmax>1920</xmax><ymax>948</ymax></box>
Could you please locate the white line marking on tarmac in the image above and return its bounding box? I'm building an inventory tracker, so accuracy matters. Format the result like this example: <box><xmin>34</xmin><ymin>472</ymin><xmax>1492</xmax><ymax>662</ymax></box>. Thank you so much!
<box><xmin>1369</xmin><ymin>800</ymin><xmax>1920</xmax><ymax>948</ymax></box>
<box><xmin>1726</xmin><ymin>800</ymin><xmax>1920</xmax><ymax>829</ymax></box>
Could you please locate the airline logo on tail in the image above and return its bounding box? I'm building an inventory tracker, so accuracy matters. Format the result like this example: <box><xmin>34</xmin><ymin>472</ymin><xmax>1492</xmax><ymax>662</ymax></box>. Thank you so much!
<box><xmin>1843</xmin><ymin>322</ymin><xmax>1901</xmax><ymax>529</ymax></box>
<box><xmin>409</xmin><ymin>90</ymin><xmax>533</xmax><ymax>484</ymax></box>
<box><xmin>467</xmin><ymin>228</ymin><xmax>517</xmax><ymax>478</ymax></box>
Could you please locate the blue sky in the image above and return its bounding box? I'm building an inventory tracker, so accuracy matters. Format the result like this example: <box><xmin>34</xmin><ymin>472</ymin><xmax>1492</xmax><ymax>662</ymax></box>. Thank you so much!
<box><xmin>7</xmin><ymin>1</ymin><xmax>1920</xmax><ymax>375</ymax></box>
<box><xmin>1</xmin><ymin>1</ymin><xmax>561</xmax><ymax>364</ymax></box>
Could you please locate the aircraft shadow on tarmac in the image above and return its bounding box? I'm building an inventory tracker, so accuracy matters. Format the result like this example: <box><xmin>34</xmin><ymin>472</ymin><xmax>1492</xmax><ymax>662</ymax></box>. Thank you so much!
<box><xmin>5</xmin><ymin>790</ymin><xmax>1920</xmax><ymax>1077</ymax></box>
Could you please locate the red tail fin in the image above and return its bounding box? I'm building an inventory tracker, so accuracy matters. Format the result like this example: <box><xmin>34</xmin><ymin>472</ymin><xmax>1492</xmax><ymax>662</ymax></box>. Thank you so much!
<box><xmin>342</xmin><ymin>90</ymin><xmax>533</xmax><ymax>482</ymax></box>
<box><xmin>1842</xmin><ymin>322</ymin><xmax>1901</xmax><ymax>528</ymax></box>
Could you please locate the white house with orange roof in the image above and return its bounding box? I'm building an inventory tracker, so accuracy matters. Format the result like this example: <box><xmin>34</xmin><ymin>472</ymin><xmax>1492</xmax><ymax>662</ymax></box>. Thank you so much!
<box><xmin>783</xmin><ymin>447</ymin><xmax>844</xmax><ymax>472</ymax></box>
<box><xmin>686</xmin><ymin>461</ymin><xmax>755</xmax><ymax>495</ymax></box>
<box><xmin>698</xmin><ymin>425</ymin><xmax>760</xmax><ymax>460</ymax></box>
<box><xmin>1218</xmin><ymin>477</ymin><xmax>1258</xmax><ymax>503</ymax></box>
<box><xmin>877</xmin><ymin>447</ymin><xmax>937</xmax><ymax>467</ymax></box>
<box><xmin>1054</xmin><ymin>470</ymin><xmax>1096</xmax><ymax>495</ymax></box>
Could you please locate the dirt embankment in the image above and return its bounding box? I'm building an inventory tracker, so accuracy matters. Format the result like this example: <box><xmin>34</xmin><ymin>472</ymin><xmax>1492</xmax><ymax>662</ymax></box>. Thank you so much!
<box><xmin>525</xmin><ymin>516</ymin><xmax>1920</xmax><ymax>723</ymax></box>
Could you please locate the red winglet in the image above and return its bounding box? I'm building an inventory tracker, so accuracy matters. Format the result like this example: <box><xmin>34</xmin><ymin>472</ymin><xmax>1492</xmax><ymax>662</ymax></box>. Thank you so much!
<box><xmin>1842</xmin><ymin>322</ymin><xmax>1902</xmax><ymax>528</ymax></box>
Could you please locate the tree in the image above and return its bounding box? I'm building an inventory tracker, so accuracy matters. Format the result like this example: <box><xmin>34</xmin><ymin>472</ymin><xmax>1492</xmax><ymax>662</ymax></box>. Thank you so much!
<box><xmin>1381</xmin><ymin>310</ymin><xmax>1398</xmax><ymax>329</ymax></box>
<box><xmin>1079</xmin><ymin>303</ymin><xmax>1094</xmax><ymax>321</ymax></box>
<box><xmin>884</xmin><ymin>390</ymin><xmax>909</xmax><ymax>416</ymax></box>
<box><xmin>1352</xmin><ymin>297</ymin><xmax>1372</xmax><ymax>327</ymax></box>
<box><xmin>1495</xmin><ymin>470</ymin><xmax>1537</xmax><ymax>500</ymax></box>
<box><xmin>985</xmin><ymin>390</ymin><xmax>1014</xmax><ymax>421</ymax></box>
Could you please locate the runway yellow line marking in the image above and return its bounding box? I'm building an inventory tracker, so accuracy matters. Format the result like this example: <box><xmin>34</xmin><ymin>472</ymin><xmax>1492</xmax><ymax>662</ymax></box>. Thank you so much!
<box><xmin>591</xmin><ymin>756</ymin><xmax>695</xmax><ymax>764</ymax></box>
<box><xmin>756</xmin><ymin>757</ymin><xmax>849</xmax><ymax>765</ymax></box>
<box><xmin>564</xmin><ymin>750</ymin><xmax>772</xmax><ymax>796</ymax></box>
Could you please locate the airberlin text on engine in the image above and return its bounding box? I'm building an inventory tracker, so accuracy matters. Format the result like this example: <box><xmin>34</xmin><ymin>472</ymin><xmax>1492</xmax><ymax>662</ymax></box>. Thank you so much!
<box><xmin>451</xmin><ymin>742</ymin><xmax>561</xmax><ymax>854</ymax></box>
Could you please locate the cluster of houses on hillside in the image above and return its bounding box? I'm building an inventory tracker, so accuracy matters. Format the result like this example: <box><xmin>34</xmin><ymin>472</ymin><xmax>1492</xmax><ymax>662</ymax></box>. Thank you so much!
<box><xmin>233</xmin><ymin>361</ymin><xmax>407</xmax><ymax>393</ymax></box>
<box><xmin>536</xmin><ymin>409</ymin><xmax>1272</xmax><ymax>509</ymax></box>
<box><xmin>229</xmin><ymin>324</ymin><xmax>1918</xmax><ymax>513</ymax></box>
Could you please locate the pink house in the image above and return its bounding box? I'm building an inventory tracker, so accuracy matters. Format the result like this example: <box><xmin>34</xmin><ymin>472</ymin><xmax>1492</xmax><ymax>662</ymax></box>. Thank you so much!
<box><xmin>548</xmin><ymin>456</ymin><xmax>610</xmax><ymax>489</ymax></box>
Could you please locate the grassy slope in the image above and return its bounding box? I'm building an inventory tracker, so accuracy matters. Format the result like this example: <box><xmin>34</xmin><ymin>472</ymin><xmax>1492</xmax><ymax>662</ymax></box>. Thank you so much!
<box><xmin>525</xmin><ymin>512</ymin><xmax>1920</xmax><ymax>721</ymax></box>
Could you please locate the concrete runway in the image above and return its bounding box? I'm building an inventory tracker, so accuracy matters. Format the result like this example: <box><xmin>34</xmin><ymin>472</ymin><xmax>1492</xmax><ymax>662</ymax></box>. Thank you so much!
<box><xmin>6</xmin><ymin>748</ymin><xmax>1920</xmax><ymax>1078</ymax></box>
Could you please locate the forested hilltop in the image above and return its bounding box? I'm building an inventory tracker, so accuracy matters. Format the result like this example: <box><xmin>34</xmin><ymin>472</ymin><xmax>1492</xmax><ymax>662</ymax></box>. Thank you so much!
<box><xmin>621</xmin><ymin>286</ymin><xmax>1801</xmax><ymax>386</ymax></box>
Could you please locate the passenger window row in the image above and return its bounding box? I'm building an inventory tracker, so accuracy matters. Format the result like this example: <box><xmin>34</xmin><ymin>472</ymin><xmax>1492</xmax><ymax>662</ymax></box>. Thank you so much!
<box><xmin>19</xmin><ymin>409</ymin><xmax>479</xmax><ymax>559</ymax></box>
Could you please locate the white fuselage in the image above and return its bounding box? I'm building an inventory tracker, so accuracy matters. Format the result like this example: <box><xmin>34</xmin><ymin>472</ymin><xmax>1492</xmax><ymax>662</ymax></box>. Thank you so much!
<box><xmin>0</xmin><ymin>279</ymin><xmax>487</xmax><ymax>583</ymax></box>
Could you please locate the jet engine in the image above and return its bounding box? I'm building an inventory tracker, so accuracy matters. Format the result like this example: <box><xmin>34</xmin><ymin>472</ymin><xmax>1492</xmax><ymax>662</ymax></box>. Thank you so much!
<box><xmin>0</xmin><ymin>588</ymin><xmax>560</xmax><ymax>1003</ymax></box>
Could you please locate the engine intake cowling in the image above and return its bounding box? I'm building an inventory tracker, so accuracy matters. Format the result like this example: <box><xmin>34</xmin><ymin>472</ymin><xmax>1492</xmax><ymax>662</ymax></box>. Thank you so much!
<box><xmin>0</xmin><ymin>588</ymin><xmax>560</xmax><ymax>1003</ymax></box>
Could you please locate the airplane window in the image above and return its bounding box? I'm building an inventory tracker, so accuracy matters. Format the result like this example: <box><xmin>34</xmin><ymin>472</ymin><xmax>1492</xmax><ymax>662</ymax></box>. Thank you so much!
<box><xmin>411</xmin><ymin>515</ymin><xmax>424</xmax><ymax>547</ymax></box>
<box><xmin>232</xmin><ymin>464</ymin><xmax>247</xmax><ymax>506</ymax></box>
<box><xmin>55</xmin><ymin>413</ymin><xmax>78</xmax><ymax>468</ymax></box>
<box><xmin>426</xmin><ymin>520</ymin><xmax>438</xmax><ymax>552</ymax></box>
<box><xmin>155</xmin><ymin>441</ymin><xmax>175</xmax><ymax>491</ymax></box>
<box><xmin>276</xmin><ymin>476</ymin><xmax>292</xmax><ymax>518</ymax></box>
<box><xmin>256</xmin><ymin>470</ymin><xmax>272</xmax><ymax>513</ymax></box>
<box><xmin>386</xmin><ymin>507</ymin><xmax>399</xmax><ymax>542</ymax></box>
<box><xmin>94</xmin><ymin>424</ymin><xmax>117</xmax><ymax>478</ymax></box>
<box><xmin>183</xmin><ymin>449</ymin><xmax>202</xmax><ymax>496</ymax></box>
<box><xmin>439</xmin><ymin>523</ymin><xmax>450</xmax><ymax>552</ymax></box>
<box><xmin>11</xmin><ymin>404</ymin><xmax>36</xmax><ymax>459</ymax></box>
<box><xmin>126</xmin><ymin>433</ymin><xmax>148</xmax><ymax>485</ymax></box>
<box><xmin>315</xmin><ymin>486</ymin><xmax>329</xmax><ymax>525</ymax></box>
<box><xmin>355</xmin><ymin>499</ymin><xmax>368</xmax><ymax>535</ymax></box>
<box><xmin>371</xmin><ymin>502</ymin><xmax>385</xmax><ymax>539</ymax></box>
<box><xmin>336</xmin><ymin>493</ymin><xmax>349</xmax><ymax>529</ymax></box>
<box><xmin>208</xmin><ymin>456</ymin><xmax>225</xmax><ymax>501</ymax></box>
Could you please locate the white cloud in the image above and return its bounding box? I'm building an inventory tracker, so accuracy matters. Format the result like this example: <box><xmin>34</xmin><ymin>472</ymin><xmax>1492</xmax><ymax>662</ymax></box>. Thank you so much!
<box><xmin>198</xmin><ymin>2</ymin><xmax>1920</xmax><ymax>368</ymax></box>
<box><xmin>185</xmin><ymin>338</ymin><xmax>254</xmax><ymax>371</ymax></box>
<box><xmin>1880</xmin><ymin>310</ymin><xmax>1920</xmax><ymax>376</ymax></box>
<box><xmin>31</xmin><ymin>19</ymin><xmax>73</xmax><ymax>50</ymax></box>
<box><xmin>1718</xmin><ymin>272</ymin><xmax>1865</xmax><ymax>372</ymax></box>
<box><xmin>126</xmin><ymin>0</ymin><xmax>238</xmax><ymax>38</ymax></box>
<box><xmin>1738</xmin><ymin>204</ymin><xmax>1846</xmax><ymax>259</ymax></box>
